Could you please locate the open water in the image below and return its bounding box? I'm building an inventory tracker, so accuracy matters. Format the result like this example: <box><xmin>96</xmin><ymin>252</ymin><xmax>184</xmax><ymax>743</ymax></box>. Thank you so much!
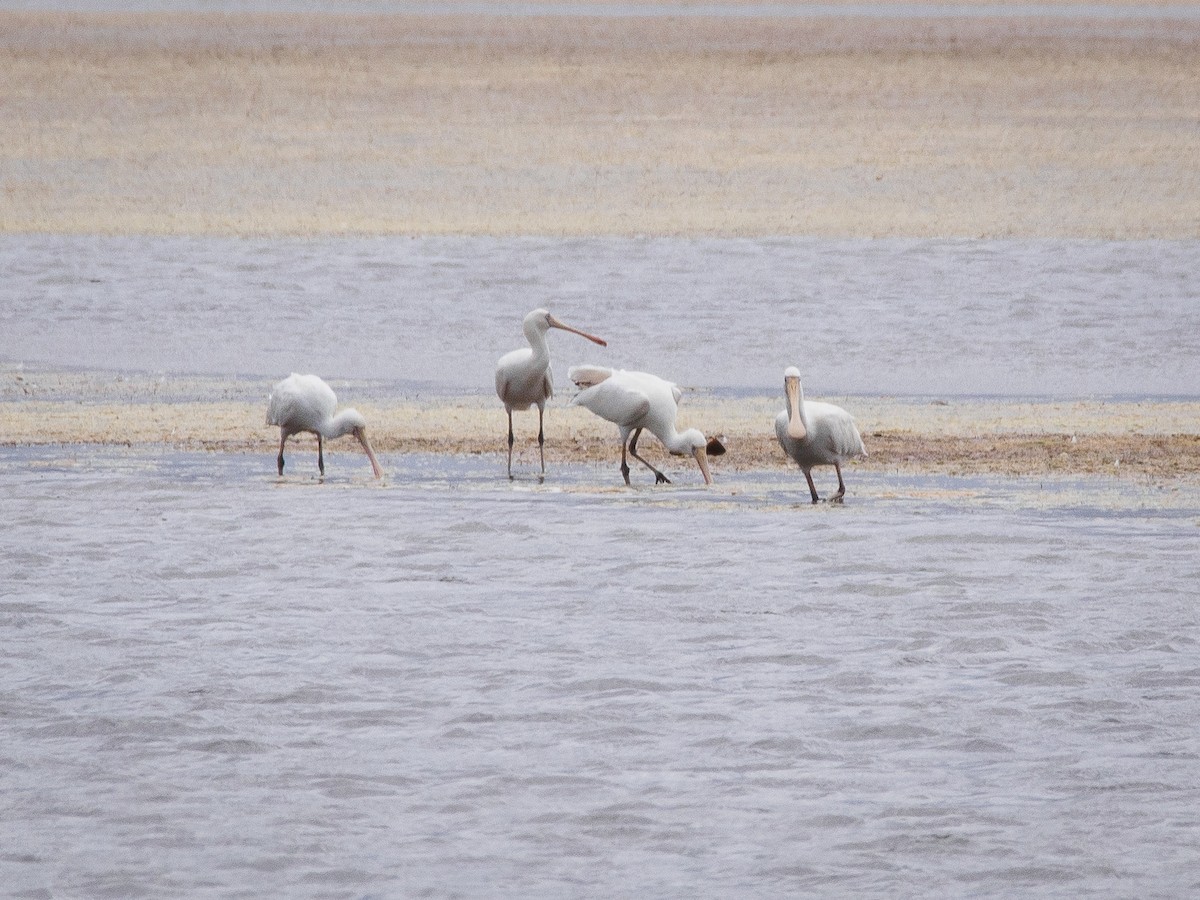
<box><xmin>3</xmin><ymin>236</ymin><xmax>1199</xmax><ymax>398</ymax></box>
<box><xmin>3</xmin><ymin>236</ymin><xmax>1200</xmax><ymax>897</ymax></box>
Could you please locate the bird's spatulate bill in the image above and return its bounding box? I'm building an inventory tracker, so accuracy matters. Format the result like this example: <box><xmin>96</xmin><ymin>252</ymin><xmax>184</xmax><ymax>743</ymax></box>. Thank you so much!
<box><xmin>356</xmin><ymin>429</ymin><xmax>384</xmax><ymax>479</ymax></box>
<box><xmin>548</xmin><ymin>315</ymin><xmax>607</xmax><ymax>347</ymax></box>
<box><xmin>785</xmin><ymin>375</ymin><xmax>807</xmax><ymax>440</ymax></box>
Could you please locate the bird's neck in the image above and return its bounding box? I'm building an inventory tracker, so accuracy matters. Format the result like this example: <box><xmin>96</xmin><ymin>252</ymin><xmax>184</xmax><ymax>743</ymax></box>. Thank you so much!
<box><xmin>659</xmin><ymin>425</ymin><xmax>695</xmax><ymax>455</ymax></box>
<box><xmin>524</xmin><ymin>327</ymin><xmax>551</xmax><ymax>366</ymax></box>
<box><xmin>324</xmin><ymin>410</ymin><xmax>361</xmax><ymax>439</ymax></box>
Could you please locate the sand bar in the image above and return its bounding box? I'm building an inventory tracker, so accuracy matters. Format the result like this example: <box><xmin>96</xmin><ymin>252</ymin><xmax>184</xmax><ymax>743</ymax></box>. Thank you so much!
<box><xmin>3</xmin><ymin>368</ymin><xmax>1199</xmax><ymax>477</ymax></box>
<box><xmin>3</xmin><ymin>8</ymin><xmax>1199</xmax><ymax>237</ymax></box>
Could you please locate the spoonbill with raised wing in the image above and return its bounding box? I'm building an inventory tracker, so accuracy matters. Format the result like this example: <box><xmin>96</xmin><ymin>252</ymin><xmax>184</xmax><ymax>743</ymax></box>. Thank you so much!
<box><xmin>568</xmin><ymin>365</ymin><xmax>725</xmax><ymax>485</ymax></box>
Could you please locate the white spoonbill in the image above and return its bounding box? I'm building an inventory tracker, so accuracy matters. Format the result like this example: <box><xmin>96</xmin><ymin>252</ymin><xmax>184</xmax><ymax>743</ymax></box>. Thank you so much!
<box><xmin>568</xmin><ymin>365</ymin><xmax>725</xmax><ymax>485</ymax></box>
<box><xmin>774</xmin><ymin>366</ymin><xmax>865</xmax><ymax>503</ymax></box>
<box><xmin>266</xmin><ymin>373</ymin><xmax>383</xmax><ymax>479</ymax></box>
<box><xmin>495</xmin><ymin>308</ymin><xmax>607</xmax><ymax>479</ymax></box>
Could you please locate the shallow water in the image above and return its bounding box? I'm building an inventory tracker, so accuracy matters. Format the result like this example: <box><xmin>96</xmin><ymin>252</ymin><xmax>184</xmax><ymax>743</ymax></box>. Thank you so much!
<box><xmin>4</xmin><ymin>234</ymin><xmax>1200</xmax><ymax>895</ymax></box>
<box><xmin>2</xmin><ymin>447</ymin><xmax>1199</xmax><ymax>897</ymax></box>
<box><xmin>4</xmin><ymin>236</ymin><xmax>1199</xmax><ymax>399</ymax></box>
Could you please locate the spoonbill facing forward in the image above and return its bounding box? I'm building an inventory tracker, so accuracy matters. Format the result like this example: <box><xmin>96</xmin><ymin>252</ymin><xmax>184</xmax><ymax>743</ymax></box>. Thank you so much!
<box><xmin>495</xmin><ymin>309</ymin><xmax>607</xmax><ymax>479</ymax></box>
<box><xmin>568</xmin><ymin>365</ymin><xmax>725</xmax><ymax>485</ymax></box>
<box><xmin>266</xmin><ymin>373</ymin><xmax>383</xmax><ymax>479</ymax></box>
<box><xmin>775</xmin><ymin>366</ymin><xmax>865</xmax><ymax>503</ymax></box>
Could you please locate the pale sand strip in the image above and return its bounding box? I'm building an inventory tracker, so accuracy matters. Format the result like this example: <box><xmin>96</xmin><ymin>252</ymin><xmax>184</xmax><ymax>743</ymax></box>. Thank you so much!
<box><xmin>3</xmin><ymin>11</ymin><xmax>1199</xmax><ymax>237</ymax></box>
<box><xmin>4</xmin><ymin>389</ymin><xmax>1199</xmax><ymax>477</ymax></box>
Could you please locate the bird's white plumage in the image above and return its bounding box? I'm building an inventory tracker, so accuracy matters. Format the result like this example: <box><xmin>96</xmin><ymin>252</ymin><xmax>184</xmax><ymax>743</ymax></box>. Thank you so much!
<box><xmin>494</xmin><ymin>309</ymin><xmax>606</xmax><ymax>478</ymax></box>
<box><xmin>775</xmin><ymin>367</ymin><xmax>865</xmax><ymax>502</ymax></box>
<box><xmin>569</xmin><ymin>365</ymin><xmax>721</xmax><ymax>485</ymax></box>
<box><xmin>266</xmin><ymin>373</ymin><xmax>382</xmax><ymax>479</ymax></box>
<box><xmin>267</xmin><ymin>373</ymin><xmax>338</xmax><ymax>431</ymax></box>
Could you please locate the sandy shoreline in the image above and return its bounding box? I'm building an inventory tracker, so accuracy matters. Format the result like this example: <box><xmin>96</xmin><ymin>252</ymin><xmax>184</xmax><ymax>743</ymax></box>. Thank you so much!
<box><xmin>3</xmin><ymin>10</ymin><xmax>1196</xmax><ymax>475</ymax></box>
<box><xmin>4</xmin><ymin>9</ymin><xmax>1199</xmax><ymax>237</ymax></box>
<box><xmin>4</xmin><ymin>367</ymin><xmax>1199</xmax><ymax>477</ymax></box>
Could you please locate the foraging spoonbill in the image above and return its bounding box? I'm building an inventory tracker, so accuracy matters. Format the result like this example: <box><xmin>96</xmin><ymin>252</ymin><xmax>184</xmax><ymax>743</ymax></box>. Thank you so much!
<box><xmin>495</xmin><ymin>308</ymin><xmax>606</xmax><ymax>479</ymax></box>
<box><xmin>568</xmin><ymin>365</ymin><xmax>725</xmax><ymax>485</ymax></box>
<box><xmin>774</xmin><ymin>366</ymin><xmax>865</xmax><ymax>503</ymax></box>
<box><xmin>266</xmin><ymin>373</ymin><xmax>383</xmax><ymax>479</ymax></box>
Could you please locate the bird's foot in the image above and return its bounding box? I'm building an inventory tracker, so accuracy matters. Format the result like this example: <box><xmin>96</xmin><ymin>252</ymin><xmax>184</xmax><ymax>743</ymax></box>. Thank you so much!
<box><xmin>655</xmin><ymin>472</ymin><xmax>671</xmax><ymax>485</ymax></box>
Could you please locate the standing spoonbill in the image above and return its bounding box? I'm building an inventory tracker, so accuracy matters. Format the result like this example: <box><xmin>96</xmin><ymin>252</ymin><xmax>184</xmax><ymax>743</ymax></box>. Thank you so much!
<box><xmin>568</xmin><ymin>365</ymin><xmax>725</xmax><ymax>485</ymax></box>
<box><xmin>266</xmin><ymin>373</ymin><xmax>383</xmax><ymax>479</ymax></box>
<box><xmin>774</xmin><ymin>366</ymin><xmax>865</xmax><ymax>503</ymax></box>
<box><xmin>495</xmin><ymin>308</ymin><xmax>607</xmax><ymax>479</ymax></box>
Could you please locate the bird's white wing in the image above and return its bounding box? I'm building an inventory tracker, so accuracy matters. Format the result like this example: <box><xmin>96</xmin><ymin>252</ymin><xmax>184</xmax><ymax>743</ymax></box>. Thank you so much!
<box><xmin>266</xmin><ymin>374</ymin><xmax>335</xmax><ymax>427</ymax></box>
<box><xmin>570</xmin><ymin>377</ymin><xmax>651</xmax><ymax>428</ymax></box>
<box><xmin>807</xmin><ymin>401</ymin><xmax>867</xmax><ymax>458</ymax></box>
<box><xmin>567</xmin><ymin>365</ymin><xmax>613</xmax><ymax>388</ymax></box>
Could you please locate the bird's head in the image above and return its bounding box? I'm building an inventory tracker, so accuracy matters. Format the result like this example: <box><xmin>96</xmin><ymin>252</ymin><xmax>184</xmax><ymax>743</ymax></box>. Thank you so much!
<box><xmin>677</xmin><ymin>428</ymin><xmax>721</xmax><ymax>485</ymax></box>
<box><xmin>525</xmin><ymin>308</ymin><xmax>607</xmax><ymax>346</ymax></box>
<box><xmin>525</xmin><ymin>308</ymin><xmax>553</xmax><ymax>334</ymax></box>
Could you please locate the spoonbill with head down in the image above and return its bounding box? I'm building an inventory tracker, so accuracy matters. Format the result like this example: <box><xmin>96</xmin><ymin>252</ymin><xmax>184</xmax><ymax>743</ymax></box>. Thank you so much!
<box><xmin>568</xmin><ymin>365</ymin><xmax>725</xmax><ymax>485</ymax></box>
<box><xmin>266</xmin><ymin>373</ymin><xmax>383</xmax><ymax>479</ymax></box>
<box><xmin>775</xmin><ymin>366</ymin><xmax>865</xmax><ymax>503</ymax></box>
<box><xmin>495</xmin><ymin>308</ymin><xmax>607</xmax><ymax>479</ymax></box>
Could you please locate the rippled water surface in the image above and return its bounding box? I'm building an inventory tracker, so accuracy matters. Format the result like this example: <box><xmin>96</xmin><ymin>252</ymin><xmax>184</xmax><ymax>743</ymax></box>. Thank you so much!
<box><xmin>3</xmin><ymin>448</ymin><xmax>1200</xmax><ymax>897</ymax></box>
<box><xmin>4</xmin><ymin>236</ymin><xmax>1199</xmax><ymax>398</ymax></box>
<box><xmin>4</xmin><ymin>235</ymin><xmax>1200</xmax><ymax>896</ymax></box>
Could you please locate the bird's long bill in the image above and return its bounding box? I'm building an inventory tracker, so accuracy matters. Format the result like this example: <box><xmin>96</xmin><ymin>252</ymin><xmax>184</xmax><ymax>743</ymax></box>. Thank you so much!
<box><xmin>785</xmin><ymin>375</ymin><xmax>807</xmax><ymax>440</ymax></box>
<box><xmin>547</xmin><ymin>315</ymin><xmax>607</xmax><ymax>347</ymax></box>
<box><xmin>356</xmin><ymin>428</ymin><xmax>384</xmax><ymax>479</ymax></box>
<box><xmin>693</xmin><ymin>446</ymin><xmax>714</xmax><ymax>485</ymax></box>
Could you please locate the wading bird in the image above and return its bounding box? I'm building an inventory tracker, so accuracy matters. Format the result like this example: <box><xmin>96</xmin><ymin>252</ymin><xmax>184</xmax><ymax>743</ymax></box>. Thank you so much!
<box><xmin>568</xmin><ymin>365</ymin><xmax>725</xmax><ymax>485</ymax></box>
<box><xmin>266</xmin><ymin>373</ymin><xmax>383</xmax><ymax>479</ymax></box>
<box><xmin>495</xmin><ymin>308</ymin><xmax>607</xmax><ymax>479</ymax></box>
<box><xmin>774</xmin><ymin>366</ymin><xmax>865</xmax><ymax>503</ymax></box>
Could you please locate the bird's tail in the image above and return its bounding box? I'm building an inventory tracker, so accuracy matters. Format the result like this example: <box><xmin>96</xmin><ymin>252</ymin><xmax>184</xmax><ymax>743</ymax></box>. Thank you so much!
<box><xmin>567</xmin><ymin>365</ymin><xmax>613</xmax><ymax>389</ymax></box>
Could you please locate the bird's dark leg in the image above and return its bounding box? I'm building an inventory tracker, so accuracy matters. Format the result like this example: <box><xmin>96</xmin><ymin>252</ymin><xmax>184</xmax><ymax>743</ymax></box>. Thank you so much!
<box><xmin>804</xmin><ymin>469</ymin><xmax>820</xmax><ymax>504</ymax></box>
<box><xmin>629</xmin><ymin>428</ymin><xmax>670</xmax><ymax>484</ymax></box>
<box><xmin>317</xmin><ymin>433</ymin><xmax>325</xmax><ymax>477</ymax></box>
<box><xmin>830</xmin><ymin>464</ymin><xmax>847</xmax><ymax>503</ymax></box>
<box><xmin>620</xmin><ymin>435</ymin><xmax>632</xmax><ymax>486</ymax></box>
<box><xmin>537</xmin><ymin>406</ymin><xmax>546</xmax><ymax>481</ymax></box>
<box><xmin>277</xmin><ymin>434</ymin><xmax>287</xmax><ymax>476</ymax></box>
<box><xmin>506</xmin><ymin>409</ymin><xmax>515</xmax><ymax>480</ymax></box>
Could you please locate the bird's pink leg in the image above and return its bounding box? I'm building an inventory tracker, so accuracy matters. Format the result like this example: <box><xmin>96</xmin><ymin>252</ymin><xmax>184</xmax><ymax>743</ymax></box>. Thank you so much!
<box><xmin>629</xmin><ymin>428</ymin><xmax>670</xmax><ymax>484</ymax></box>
